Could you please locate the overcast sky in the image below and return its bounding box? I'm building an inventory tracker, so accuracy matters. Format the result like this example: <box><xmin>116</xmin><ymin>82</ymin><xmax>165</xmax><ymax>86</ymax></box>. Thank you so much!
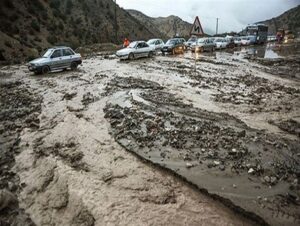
<box><xmin>117</xmin><ymin>0</ymin><xmax>300</xmax><ymax>34</ymax></box>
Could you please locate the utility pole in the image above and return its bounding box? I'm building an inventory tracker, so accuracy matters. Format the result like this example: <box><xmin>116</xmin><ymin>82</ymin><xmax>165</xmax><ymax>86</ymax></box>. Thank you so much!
<box><xmin>114</xmin><ymin>0</ymin><xmax>118</xmax><ymax>43</ymax></box>
<box><xmin>216</xmin><ymin>18</ymin><xmax>219</xmax><ymax>35</ymax></box>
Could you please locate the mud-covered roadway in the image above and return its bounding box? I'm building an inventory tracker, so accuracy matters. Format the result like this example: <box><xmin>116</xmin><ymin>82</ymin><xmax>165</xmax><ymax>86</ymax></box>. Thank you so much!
<box><xmin>0</xmin><ymin>44</ymin><xmax>299</xmax><ymax>226</ymax></box>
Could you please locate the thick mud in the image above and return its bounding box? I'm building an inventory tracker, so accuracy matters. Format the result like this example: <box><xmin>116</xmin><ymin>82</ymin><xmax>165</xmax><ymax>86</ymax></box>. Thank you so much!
<box><xmin>0</xmin><ymin>43</ymin><xmax>299</xmax><ymax>226</ymax></box>
<box><xmin>0</xmin><ymin>77</ymin><xmax>41</xmax><ymax>225</ymax></box>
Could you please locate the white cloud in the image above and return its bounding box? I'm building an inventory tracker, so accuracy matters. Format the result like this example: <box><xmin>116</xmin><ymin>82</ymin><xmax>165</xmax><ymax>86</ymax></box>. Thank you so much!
<box><xmin>117</xmin><ymin>0</ymin><xmax>299</xmax><ymax>34</ymax></box>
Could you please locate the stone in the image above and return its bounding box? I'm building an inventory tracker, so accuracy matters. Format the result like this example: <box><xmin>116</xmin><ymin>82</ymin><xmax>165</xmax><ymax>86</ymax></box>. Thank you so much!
<box><xmin>264</xmin><ymin>176</ymin><xmax>271</xmax><ymax>183</ymax></box>
<box><xmin>219</xmin><ymin>165</ymin><xmax>225</xmax><ymax>171</ymax></box>
<box><xmin>270</xmin><ymin>176</ymin><xmax>277</xmax><ymax>184</ymax></box>
<box><xmin>186</xmin><ymin>162</ymin><xmax>194</xmax><ymax>168</ymax></box>
<box><xmin>213</xmin><ymin>161</ymin><xmax>220</xmax><ymax>166</ymax></box>
<box><xmin>248</xmin><ymin>168</ymin><xmax>255</xmax><ymax>174</ymax></box>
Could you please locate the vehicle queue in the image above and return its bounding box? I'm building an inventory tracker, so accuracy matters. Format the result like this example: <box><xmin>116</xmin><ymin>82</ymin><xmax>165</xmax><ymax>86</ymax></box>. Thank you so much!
<box><xmin>115</xmin><ymin>34</ymin><xmax>268</xmax><ymax>60</ymax></box>
<box><xmin>27</xmin><ymin>34</ymin><xmax>271</xmax><ymax>75</ymax></box>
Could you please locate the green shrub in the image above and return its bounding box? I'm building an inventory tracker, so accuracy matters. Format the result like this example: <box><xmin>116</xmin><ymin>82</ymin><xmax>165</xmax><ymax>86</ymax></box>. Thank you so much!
<box><xmin>4</xmin><ymin>41</ymin><xmax>12</xmax><ymax>48</ymax></box>
<box><xmin>58</xmin><ymin>21</ymin><xmax>64</xmax><ymax>30</ymax></box>
<box><xmin>65</xmin><ymin>0</ymin><xmax>73</xmax><ymax>14</ymax></box>
<box><xmin>50</xmin><ymin>0</ymin><xmax>60</xmax><ymax>10</ymax></box>
<box><xmin>3</xmin><ymin>0</ymin><xmax>14</xmax><ymax>9</ymax></box>
<box><xmin>31</xmin><ymin>20</ymin><xmax>40</xmax><ymax>31</ymax></box>
<box><xmin>47</xmin><ymin>35</ymin><xmax>58</xmax><ymax>44</ymax></box>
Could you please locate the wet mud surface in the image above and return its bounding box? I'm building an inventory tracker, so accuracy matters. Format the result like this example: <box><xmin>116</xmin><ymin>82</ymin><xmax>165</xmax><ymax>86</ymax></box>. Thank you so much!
<box><xmin>0</xmin><ymin>79</ymin><xmax>41</xmax><ymax>225</ymax></box>
<box><xmin>104</xmin><ymin>80</ymin><xmax>300</xmax><ymax>225</ymax></box>
<box><xmin>0</xmin><ymin>43</ymin><xmax>299</xmax><ymax>226</ymax></box>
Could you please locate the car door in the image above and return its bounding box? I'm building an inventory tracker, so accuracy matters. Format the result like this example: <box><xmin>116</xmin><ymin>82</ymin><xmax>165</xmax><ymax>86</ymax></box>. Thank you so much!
<box><xmin>62</xmin><ymin>48</ymin><xmax>75</xmax><ymax>68</ymax></box>
<box><xmin>204</xmin><ymin>39</ymin><xmax>209</xmax><ymax>51</ymax></box>
<box><xmin>155</xmin><ymin>40</ymin><xmax>162</xmax><ymax>50</ymax></box>
<box><xmin>142</xmin><ymin>42</ymin><xmax>151</xmax><ymax>57</ymax></box>
<box><xmin>158</xmin><ymin>40</ymin><xmax>164</xmax><ymax>49</ymax></box>
<box><xmin>50</xmin><ymin>49</ymin><xmax>63</xmax><ymax>70</ymax></box>
<box><xmin>135</xmin><ymin>43</ymin><xmax>145</xmax><ymax>58</ymax></box>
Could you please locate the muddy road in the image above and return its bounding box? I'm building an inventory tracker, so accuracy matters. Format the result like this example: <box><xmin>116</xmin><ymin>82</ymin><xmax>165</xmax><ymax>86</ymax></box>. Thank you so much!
<box><xmin>0</xmin><ymin>44</ymin><xmax>299</xmax><ymax>226</ymax></box>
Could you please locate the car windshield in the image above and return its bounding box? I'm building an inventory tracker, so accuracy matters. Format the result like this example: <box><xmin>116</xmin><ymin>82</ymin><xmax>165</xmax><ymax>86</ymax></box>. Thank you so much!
<box><xmin>166</xmin><ymin>40</ymin><xmax>176</xmax><ymax>45</ymax></box>
<box><xmin>128</xmin><ymin>42</ymin><xmax>137</xmax><ymax>48</ymax></box>
<box><xmin>147</xmin><ymin>40</ymin><xmax>156</xmax><ymax>45</ymax></box>
<box><xmin>188</xmin><ymin>37</ymin><xmax>197</xmax><ymax>42</ymax></box>
<box><xmin>215</xmin><ymin>39</ymin><xmax>223</xmax><ymax>42</ymax></box>
<box><xmin>197</xmin><ymin>38</ymin><xmax>206</xmax><ymax>43</ymax></box>
<box><xmin>42</xmin><ymin>49</ymin><xmax>53</xmax><ymax>58</ymax></box>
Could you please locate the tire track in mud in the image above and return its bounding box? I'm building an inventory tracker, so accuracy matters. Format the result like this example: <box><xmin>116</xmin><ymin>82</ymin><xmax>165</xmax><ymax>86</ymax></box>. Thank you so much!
<box><xmin>103</xmin><ymin>76</ymin><xmax>300</xmax><ymax>226</ymax></box>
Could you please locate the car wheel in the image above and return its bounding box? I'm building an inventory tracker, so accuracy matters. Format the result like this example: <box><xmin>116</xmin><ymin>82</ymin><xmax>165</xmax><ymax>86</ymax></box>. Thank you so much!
<box><xmin>200</xmin><ymin>47</ymin><xmax>204</xmax><ymax>52</ymax></box>
<box><xmin>42</xmin><ymin>66</ymin><xmax>50</xmax><ymax>74</ymax></box>
<box><xmin>128</xmin><ymin>53</ymin><xmax>134</xmax><ymax>60</ymax></box>
<box><xmin>71</xmin><ymin>62</ymin><xmax>78</xmax><ymax>70</ymax></box>
<box><xmin>148</xmin><ymin>51</ymin><xmax>154</xmax><ymax>58</ymax></box>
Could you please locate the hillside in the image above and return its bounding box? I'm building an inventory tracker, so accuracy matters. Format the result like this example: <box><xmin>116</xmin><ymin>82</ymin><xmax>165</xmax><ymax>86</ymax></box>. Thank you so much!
<box><xmin>258</xmin><ymin>5</ymin><xmax>300</xmax><ymax>35</ymax></box>
<box><xmin>0</xmin><ymin>0</ymin><xmax>158</xmax><ymax>63</ymax></box>
<box><xmin>127</xmin><ymin>9</ymin><xmax>193</xmax><ymax>39</ymax></box>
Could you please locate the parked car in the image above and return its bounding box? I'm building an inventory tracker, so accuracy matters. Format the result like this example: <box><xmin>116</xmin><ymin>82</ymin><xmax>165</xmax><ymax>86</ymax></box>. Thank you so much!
<box><xmin>116</xmin><ymin>41</ymin><xmax>155</xmax><ymax>60</ymax></box>
<box><xmin>247</xmin><ymin>35</ymin><xmax>257</xmax><ymax>45</ymax></box>
<box><xmin>28</xmin><ymin>46</ymin><xmax>82</xmax><ymax>75</ymax></box>
<box><xmin>186</xmin><ymin>36</ymin><xmax>198</xmax><ymax>48</ymax></box>
<box><xmin>267</xmin><ymin>35</ymin><xmax>277</xmax><ymax>42</ymax></box>
<box><xmin>214</xmin><ymin>38</ymin><xmax>228</xmax><ymax>49</ymax></box>
<box><xmin>147</xmin><ymin>39</ymin><xmax>164</xmax><ymax>52</ymax></box>
<box><xmin>162</xmin><ymin>38</ymin><xmax>185</xmax><ymax>55</ymax></box>
<box><xmin>233</xmin><ymin>37</ymin><xmax>242</xmax><ymax>46</ymax></box>
<box><xmin>226</xmin><ymin>38</ymin><xmax>235</xmax><ymax>48</ymax></box>
<box><xmin>191</xmin><ymin>38</ymin><xmax>215</xmax><ymax>52</ymax></box>
<box><xmin>174</xmin><ymin>37</ymin><xmax>188</xmax><ymax>50</ymax></box>
<box><xmin>241</xmin><ymin>36</ymin><xmax>251</xmax><ymax>46</ymax></box>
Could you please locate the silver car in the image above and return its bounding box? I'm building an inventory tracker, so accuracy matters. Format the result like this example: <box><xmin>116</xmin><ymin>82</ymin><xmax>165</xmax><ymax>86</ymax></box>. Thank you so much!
<box><xmin>191</xmin><ymin>38</ymin><xmax>215</xmax><ymax>52</ymax></box>
<box><xmin>28</xmin><ymin>46</ymin><xmax>82</xmax><ymax>75</ymax></box>
<box><xmin>116</xmin><ymin>41</ymin><xmax>155</xmax><ymax>60</ymax></box>
<box><xmin>147</xmin><ymin>39</ymin><xmax>164</xmax><ymax>52</ymax></box>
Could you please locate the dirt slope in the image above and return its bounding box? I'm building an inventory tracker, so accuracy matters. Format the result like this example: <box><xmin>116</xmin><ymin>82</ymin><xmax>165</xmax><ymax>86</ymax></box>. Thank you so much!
<box><xmin>127</xmin><ymin>9</ymin><xmax>193</xmax><ymax>39</ymax></box>
<box><xmin>0</xmin><ymin>0</ymin><xmax>158</xmax><ymax>63</ymax></box>
<box><xmin>258</xmin><ymin>5</ymin><xmax>300</xmax><ymax>35</ymax></box>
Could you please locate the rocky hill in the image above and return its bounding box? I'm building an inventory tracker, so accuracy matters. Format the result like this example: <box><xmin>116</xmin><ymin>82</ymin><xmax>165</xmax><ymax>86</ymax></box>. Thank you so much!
<box><xmin>0</xmin><ymin>0</ymin><xmax>159</xmax><ymax>63</ymax></box>
<box><xmin>258</xmin><ymin>5</ymin><xmax>300</xmax><ymax>35</ymax></box>
<box><xmin>127</xmin><ymin>9</ymin><xmax>193</xmax><ymax>39</ymax></box>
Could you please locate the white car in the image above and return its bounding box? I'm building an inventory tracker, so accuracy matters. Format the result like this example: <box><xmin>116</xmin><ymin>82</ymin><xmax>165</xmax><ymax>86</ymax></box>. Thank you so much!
<box><xmin>233</xmin><ymin>37</ymin><xmax>242</xmax><ymax>46</ymax></box>
<box><xmin>214</xmin><ymin>38</ymin><xmax>228</xmax><ymax>49</ymax></box>
<box><xmin>147</xmin><ymin>39</ymin><xmax>164</xmax><ymax>52</ymax></box>
<box><xmin>116</xmin><ymin>41</ymin><xmax>155</xmax><ymax>60</ymax></box>
<box><xmin>241</xmin><ymin>37</ymin><xmax>251</xmax><ymax>46</ymax></box>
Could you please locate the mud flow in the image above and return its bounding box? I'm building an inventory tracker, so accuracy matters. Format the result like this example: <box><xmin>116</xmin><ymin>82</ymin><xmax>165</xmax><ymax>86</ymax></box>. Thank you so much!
<box><xmin>0</xmin><ymin>43</ymin><xmax>299</xmax><ymax>226</ymax></box>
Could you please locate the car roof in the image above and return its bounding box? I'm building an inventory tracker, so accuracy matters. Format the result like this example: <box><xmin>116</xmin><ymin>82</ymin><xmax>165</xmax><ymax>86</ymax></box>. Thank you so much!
<box><xmin>48</xmin><ymin>46</ymin><xmax>71</xmax><ymax>50</ymax></box>
<box><xmin>132</xmin><ymin>41</ymin><xmax>145</xmax><ymax>43</ymax></box>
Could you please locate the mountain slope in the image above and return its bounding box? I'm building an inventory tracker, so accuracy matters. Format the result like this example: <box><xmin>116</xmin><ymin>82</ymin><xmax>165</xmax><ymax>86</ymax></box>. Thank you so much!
<box><xmin>127</xmin><ymin>9</ymin><xmax>193</xmax><ymax>39</ymax></box>
<box><xmin>0</xmin><ymin>0</ymin><xmax>158</xmax><ymax>63</ymax></box>
<box><xmin>258</xmin><ymin>5</ymin><xmax>300</xmax><ymax>35</ymax></box>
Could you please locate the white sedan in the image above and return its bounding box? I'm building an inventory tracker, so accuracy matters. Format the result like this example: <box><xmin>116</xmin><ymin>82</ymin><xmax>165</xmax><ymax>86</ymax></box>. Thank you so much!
<box><xmin>241</xmin><ymin>37</ymin><xmax>251</xmax><ymax>46</ymax></box>
<box><xmin>116</xmin><ymin>41</ymin><xmax>155</xmax><ymax>60</ymax></box>
<box><xmin>147</xmin><ymin>39</ymin><xmax>164</xmax><ymax>52</ymax></box>
<box><xmin>214</xmin><ymin>38</ymin><xmax>228</xmax><ymax>49</ymax></box>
